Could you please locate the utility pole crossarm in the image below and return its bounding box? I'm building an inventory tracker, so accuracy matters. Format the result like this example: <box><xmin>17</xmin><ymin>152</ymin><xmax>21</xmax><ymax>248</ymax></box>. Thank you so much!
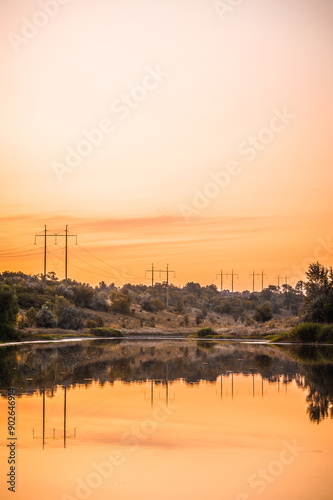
<box><xmin>34</xmin><ymin>225</ymin><xmax>77</xmax><ymax>284</ymax></box>
<box><xmin>224</xmin><ymin>269</ymin><xmax>238</xmax><ymax>293</ymax></box>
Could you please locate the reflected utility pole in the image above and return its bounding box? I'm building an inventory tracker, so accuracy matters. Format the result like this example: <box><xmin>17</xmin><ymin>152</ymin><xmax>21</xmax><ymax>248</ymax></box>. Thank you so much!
<box><xmin>165</xmin><ymin>364</ymin><xmax>169</xmax><ymax>406</ymax></box>
<box><xmin>33</xmin><ymin>386</ymin><xmax>75</xmax><ymax>449</ymax></box>
<box><xmin>151</xmin><ymin>379</ymin><xmax>154</xmax><ymax>408</ymax></box>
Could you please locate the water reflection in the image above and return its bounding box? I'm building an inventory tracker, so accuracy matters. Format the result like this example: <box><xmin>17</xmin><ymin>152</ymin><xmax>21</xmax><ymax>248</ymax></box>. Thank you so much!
<box><xmin>0</xmin><ymin>339</ymin><xmax>332</xmax><ymax>424</ymax></box>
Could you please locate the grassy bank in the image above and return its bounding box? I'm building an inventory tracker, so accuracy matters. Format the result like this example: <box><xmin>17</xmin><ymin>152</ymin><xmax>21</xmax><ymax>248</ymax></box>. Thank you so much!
<box><xmin>268</xmin><ymin>323</ymin><xmax>333</xmax><ymax>344</ymax></box>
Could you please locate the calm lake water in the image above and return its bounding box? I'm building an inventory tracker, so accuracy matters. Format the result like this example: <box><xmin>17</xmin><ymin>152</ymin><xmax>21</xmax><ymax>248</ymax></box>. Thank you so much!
<box><xmin>0</xmin><ymin>339</ymin><xmax>332</xmax><ymax>500</ymax></box>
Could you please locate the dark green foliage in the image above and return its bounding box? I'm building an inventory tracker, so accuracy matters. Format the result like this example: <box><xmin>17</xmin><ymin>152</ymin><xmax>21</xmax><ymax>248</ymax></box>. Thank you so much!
<box><xmin>57</xmin><ymin>307</ymin><xmax>84</xmax><ymax>330</ymax></box>
<box><xmin>291</xmin><ymin>323</ymin><xmax>333</xmax><ymax>343</ymax></box>
<box><xmin>110</xmin><ymin>289</ymin><xmax>131</xmax><ymax>314</ymax></box>
<box><xmin>0</xmin><ymin>324</ymin><xmax>21</xmax><ymax>342</ymax></box>
<box><xmin>195</xmin><ymin>312</ymin><xmax>204</xmax><ymax>326</ymax></box>
<box><xmin>26</xmin><ymin>307</ymin><xmax>37</xmax><ymax>326</ymax></box>
<box><xmin>36</xmin><ymin>307</ymin><xmax>57</xmax><ymax>328</ymax></box>
<box><xmin>302</xmin><ymin>263</ymin><xmax>333</xmax><ymax>323</ymax></box>
<box><xmin>72</xmin><ymin>284</ymin><xmax>94</xmax><ymax>308</ymax></box>
<box><xmin>197</xmin><ymin>327</ymin><xmax>216</xmax><ymax>337</ymax></box>
<box><xmin>0</xmin><ymin>287</ymin><xmax>19</xmax><ymax>326</ymax></box>
<box><xmin>90</xmin><ymin>327</ymin><xmax>124</xmax><ymax>337</ymax></box>
<box><xmin>17</xmin><ymin>292</ymin><xmax>45</xmax><ymax>309</ymax></box>
<box><xmin>254</xmin><ymin>304</ymin><xmax>273</xmax><ymax>323</ymax></box>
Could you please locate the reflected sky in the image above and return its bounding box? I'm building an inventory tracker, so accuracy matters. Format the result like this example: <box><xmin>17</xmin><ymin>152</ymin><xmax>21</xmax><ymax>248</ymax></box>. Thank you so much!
<box><xmin>0</xmin><ymin>340</ymin><xmax>332</xmax><ymax>500</ymax></box>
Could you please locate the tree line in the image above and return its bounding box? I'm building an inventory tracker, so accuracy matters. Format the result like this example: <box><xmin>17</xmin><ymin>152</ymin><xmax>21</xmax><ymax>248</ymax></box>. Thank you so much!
<box><xmin>0</xmin><ymin>262</ymin><xmax>332</xmax><ymax>339</ymax></box>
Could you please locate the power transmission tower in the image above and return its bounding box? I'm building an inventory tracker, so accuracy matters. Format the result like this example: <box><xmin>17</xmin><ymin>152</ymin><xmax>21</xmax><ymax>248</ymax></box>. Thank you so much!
<box><xmin>159</xmin><ymin>264</ymin><xmax>175</xmax><ymax>310</ymax></box>
<box><xmin>216</xmin><ymin>269</ymin><xmax>227</xmax><ymax>294</ymax></box>
<box><xmin>260</xmin><ymin>270</ymin><xmax>267</xmax><ymax>291</ymax></box>
<box><xmin>35</xmin><ymin>225</ymin><xmax>57</xmax><ymax>282</ymax></box>
<box><xmin>55</xmin><ymin>225</ymin><xmax>78</xmax><ymax>286</ymax></box>
<box><xmin>225</xmin><ymin>269</ymin><xmax>238</xmax><ymax>293</ymax></box>
<box><xmin>249</xmin><ymin>270</ymin><xmax>261</xmax><ymax>293</ymax></box>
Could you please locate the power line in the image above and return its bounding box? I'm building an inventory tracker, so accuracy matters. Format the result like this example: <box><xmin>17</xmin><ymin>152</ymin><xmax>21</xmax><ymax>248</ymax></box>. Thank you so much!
<box><xmin>67</xmin><ymin>250</ymin><xmax>119</xmax><ymax>279</ymax></box>
<box><xmin>77</xmin><ymin>244</ymin><xmax>142</xmax><ymax>279</ymax></box>
<box><xmin>0</xmin><ymin>244</ymin><xmax>36</xmax><ymax>254</ymax></box>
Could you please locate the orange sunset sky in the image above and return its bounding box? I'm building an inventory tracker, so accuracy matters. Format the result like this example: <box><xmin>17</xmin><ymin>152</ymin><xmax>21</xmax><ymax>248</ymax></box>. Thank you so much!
<box><xmin>0</xmin><ymin>0</ymin><xmax>332</xmax><ymax>290</ymax></box>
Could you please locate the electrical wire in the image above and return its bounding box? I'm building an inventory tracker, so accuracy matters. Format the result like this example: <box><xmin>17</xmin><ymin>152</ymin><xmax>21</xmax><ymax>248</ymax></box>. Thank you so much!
<box><xmin>77</xmin><ymin>244</ymin><xmax>147</xmax><ymax>279</ymax></box>
<box><xmin>0</xmin><ymin>244</ymin><xmax>35</xmax><ymax>254</ymax></box>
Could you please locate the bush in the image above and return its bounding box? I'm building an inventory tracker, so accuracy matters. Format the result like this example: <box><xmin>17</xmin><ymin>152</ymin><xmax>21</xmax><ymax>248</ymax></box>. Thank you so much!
<box><xmin>0</xmin><ymin>287</ymin><xmax>19</xmax><ymax>326</ymax></box>
<box><xmin>141</xmin><ymin>297</ymin><xmax>156</xmax><ymax>313</ymax></box>
<box><xmin>54</xmin><ymin>295</ymin><xmax>72</xmax><ymax>318</ymax></box>
<box><xmin>91</xmin><ymin>294</ymin><xmax>109</xmax><ymax>312</ymax></box>
<box><xmin>85</xmin><ymin>315</ymin><xmax>104</xmax><ymax>328</ymax></box>
<box><xmin>16</xmin><ymin>292</ymin><xmax>45</xmax><ymax>310</ymax></box>
<box><xmin>36</xmin><ymin>307</ymin><xmax>57</xmax><ymax>328</ymax></box>
<box><xmin>72</xmin><ymin>284</ymin><xmax>94</xmax><ymax>308</ymax></box>
<box><xmin>110</xmin><ymin>290</ymin><xmax>131</xmax><ymax>314</ymax></box>
<box><xmin>57</xmin><ymin>307</ymin><xmax>84</xmax><ymax>330</ymax></box>
<box><xmin>195</xmin><ymin>312</ymin><xmax>204</xmax><ymax>326</ymax></box>
<box><xmin>26</xmin><ymin>307</ymin><xmax>37</xmax><ymax>327</ymax></box>
<box><xmin>90</xmin><ymin>327</ymin><xmax>124</xmax><ymax>337</ymax></box>
<box><xmin>197</xmin><ymin>327</ymin><xmax>216</xmax><ymax>337</ymax></box>
<box><xmin>0</xmin><ymin>324</ymin><xmax>21</xmax><ymax>342</ymax></box>
<box><xmin>253</xmin><ymin>304</ymin><xmax>273</xmax><ymax>323</ymax></box>
<box><xmin>291</xmin><ymin>323</ymin><xmax>333</xmax><ymax>343</ymax></box>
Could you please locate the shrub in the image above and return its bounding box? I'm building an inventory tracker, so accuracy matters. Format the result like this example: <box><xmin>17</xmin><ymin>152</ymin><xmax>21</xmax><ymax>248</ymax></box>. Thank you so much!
<box><xmin>253</xmin><ymin>304</ymin><xmax>273</xmax><ymax>323</ymax></box>
<box><xmin>141</xmin><ymin>297</ymin><xmax>156</xmax><ymax>312</ymax></box>
<box><xmin>72</xmin><ymin>284</ymin><xmax>94</xmax><ymax>308</ymax></box>
<box><xmin>36</xmin><ymin>307</ymin><xmax>56</xmax><ymax>328</ymax></box>
<box><xmin>26</xmin><ymin>307</ymin><xmax>37</xmax><ymax>327</ymax></box>
<box><xmin>291</xmin><ymin>323</ymin><xmax>333</xmax><ymax>343</ymax></box>
<box><xmin>16</xmin><ymin>292</ymin><xmax>44</xmax><ymax>310</ymax></box>
<box><xmin>90</xmin><ymin>327</ymin><xmax>124</xmax><ymax>337</ymax></box>
<box><xmin>54</xmin><ymin>295</ymin><xmax>72</xmax><ymax>318</ymax></box>
<box><xmin>197</xmin><ymin>327</ymin><xmax>216</xmax><ymax>337</ymax></box>
<box><xmin>91</xmin><ymin>294</ymin><xmax>109</xmax><ymax>312</ymax></box>
<box><xmin>0</xmin><ymin>324</ymin><xmax>21</xmax><ymax>342</ymax></box>
<box><xmin>0</xmin><ymin>287</ymin><xmax>19</xmax><ymax>326</ymax></box>
<box><xmin>57</xmin><ymin>307</ymin><xmax>84</xmax><ymax>330</ymax></box>
<box><xmin>110</xmin><ymin>290</ymin><xmax>131</xmax><ymax>314</ymax></box>
<box><xmin>195</xmin><ymin>312</ymin><xmax>204</xmax><ymax>326</ymax></box>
